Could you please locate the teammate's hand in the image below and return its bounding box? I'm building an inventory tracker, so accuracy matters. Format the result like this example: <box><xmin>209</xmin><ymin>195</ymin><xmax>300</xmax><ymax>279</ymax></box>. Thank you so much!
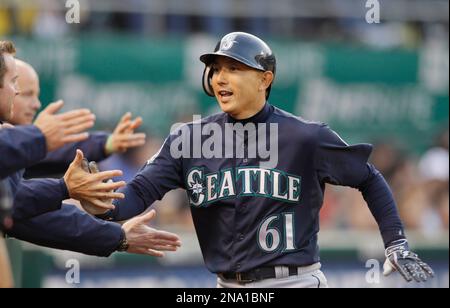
<box><xmin>383</xmin><ymin>239</ymin><xmax>435</xmax><ymax>282</ymax></box>
<box><xmin>121</xmin><ymin>210</ymin><xmax>182</xmax><ymax>257</ymax></box>
<box><xmin>64</xmin><ymin>150</ymin><xmax>126</xmax><ymax>210</ymax></box>
<box><xmin>79</xmin><ymin>159</ymin><xmax>114</xmax><ymax>216</ymax></box>
<box><xmin>105</xmin><ymin>112</ymin><xmax>146</xmax><ymax>155</ymax></box>
<box><xmin>34</xmin><ymin>101</ymin><xmax>96</xmax><ymax>152</ymax></box>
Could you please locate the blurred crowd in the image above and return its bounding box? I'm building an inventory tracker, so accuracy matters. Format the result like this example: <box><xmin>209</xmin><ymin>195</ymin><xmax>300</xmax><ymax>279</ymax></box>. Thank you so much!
<box><xmin>0</xmin><ymin>0</ymin><xmax>448</xmax><ymax>48</ymax></box>
<box><xmin>321</xmin><ymin>128</ymin><xmax>449</xmax><ymax>238</ymax></box>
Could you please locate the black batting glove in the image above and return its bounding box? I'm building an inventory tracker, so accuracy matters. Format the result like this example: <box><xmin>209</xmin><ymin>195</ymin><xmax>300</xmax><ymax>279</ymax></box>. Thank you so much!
<box><xmin>383</xmin><ymin>239</ymin><xmax>435</xmax><ymax>282</ymax></box>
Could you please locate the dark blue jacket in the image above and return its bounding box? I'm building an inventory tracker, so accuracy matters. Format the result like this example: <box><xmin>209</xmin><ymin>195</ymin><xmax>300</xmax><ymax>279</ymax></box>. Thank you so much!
<box><xmin>7</xmin><ymin>170</ymin><xmax>67</xmax><ymax>220</ymax></box>
<box><xmin>0</xmin><ymin>125</ymin><xmax>47</xmax><ymax>179</ymax></box>
<box><xmin>7</xmin><ymin>204</ymin><xmax>123</xmax><ymax>257</ymax></box>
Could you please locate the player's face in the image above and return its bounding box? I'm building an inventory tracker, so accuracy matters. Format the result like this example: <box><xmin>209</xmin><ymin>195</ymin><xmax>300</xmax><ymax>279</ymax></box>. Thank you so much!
<box><xmin>10</xmin><ymin>62</ymin><xmax>41</xmax><ymax>125</ymax></box>
<box><xmin>0</xmin><ymin>54</ymin><xmax>19</xmax><ymax>122</ymax></box>
<box><xmin>211</xmin><ymin>57</ymin><xmax>268</xmax><ymax>119</ymax></box>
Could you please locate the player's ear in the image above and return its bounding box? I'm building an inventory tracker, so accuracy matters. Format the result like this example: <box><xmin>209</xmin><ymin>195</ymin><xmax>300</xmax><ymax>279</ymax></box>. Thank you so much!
<box><xmin>259</xmin><ymin>71</ymin><xmax>274</xmax><ymax>92</ymax></box>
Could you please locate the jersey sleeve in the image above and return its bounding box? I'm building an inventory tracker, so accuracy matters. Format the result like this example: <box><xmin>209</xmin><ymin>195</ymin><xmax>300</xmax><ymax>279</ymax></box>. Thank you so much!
<box><xmin>110</xmin><ymin>132</ymin><xmax>184</xmax><ymax>221</ymax></box>
<box><xmin>314</xmin><ymin>124</ymin><xmax>373</xmax><ymax>188</ymax></box>
<box><xmin>314</xmin><ymin>124</ymin><xmax>406</xmax><ymax>247</ymax></box>
<box><xmin>11</xmin><ymin>178</ymin><xmax>68</xmax><ymax>220</ymax></box>
<box><xmin>7</xmin><ymin>204</ymin><xmax>123</xmax><ymax>257</ymax></box>
<box><xmin>0</xmin><ymin>125</ymin><xmax>47</xmax><ymax>179</ymax></box>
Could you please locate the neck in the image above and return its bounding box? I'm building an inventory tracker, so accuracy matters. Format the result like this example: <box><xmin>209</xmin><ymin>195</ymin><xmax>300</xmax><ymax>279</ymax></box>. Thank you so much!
<box><xmin>230</xmin><ymin>100</ymin><xmax>266</xmax><ymax>120</ymax></box>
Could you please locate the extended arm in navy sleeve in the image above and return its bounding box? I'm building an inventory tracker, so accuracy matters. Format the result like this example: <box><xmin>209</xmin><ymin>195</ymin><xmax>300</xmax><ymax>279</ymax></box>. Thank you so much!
<box><xmin>7</xmin><ymin>204</ymin><xmax>123</xmax><ymax>257</ymax></box>
<box><xmin>11</xmin><ymin>177</ymin><xmax>69</xmax><ymax>220</ymax></box>
<box><xmin>24</xmin><ymin>132</ymin><xmax>109</xmax><ymax>178</ymax></box>
<box><xmin>110</xmin><ymin>133</ymin><xmax>184</xmax><ymax>221</ymax></box>
<box><xmin>358</xmin><ymin>164</ymin><xmax>406</xmax><ymax>247</ymax></box>
<box><xmin>315</xmin><ymin>124</ymin><xmax>406</xmax><ymax>247</ymax></box>
<box><xmin>0</xmin><ymin>125</ymin><xmax>47</xmax><ymax>179</ymax></box>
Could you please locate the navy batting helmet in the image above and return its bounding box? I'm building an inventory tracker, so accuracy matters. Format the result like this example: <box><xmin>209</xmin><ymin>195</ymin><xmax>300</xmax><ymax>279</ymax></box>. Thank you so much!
<box><xmin>200</xmin><ymin>32</ymin><xmax>276</xmax><ymax>99</ymax></box>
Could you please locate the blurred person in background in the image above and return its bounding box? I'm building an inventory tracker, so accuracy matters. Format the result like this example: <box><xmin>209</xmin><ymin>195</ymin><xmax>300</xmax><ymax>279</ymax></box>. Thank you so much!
<box><xmin>419</xmin><ymin>128</ymin><xmax>449</xmax><ymax>183</ymax></box>
<box><xmin>32</xmin><ymin>0</ymin><xmax>69</xmax><ymax>38</ymax></box>
<box><xmin>0</xmin><ymin>7</ymin><xmax>12</xmax><ymax>36</ymax></box>
<box><xmin>99</xmin><ymin>136</ymin><xmax>162</xmax><ymax>183</ymax></box>
<box><xmin>415</xmin><ymin>128</ymin><xmax>449</xmax><ymax>236</ymax></box>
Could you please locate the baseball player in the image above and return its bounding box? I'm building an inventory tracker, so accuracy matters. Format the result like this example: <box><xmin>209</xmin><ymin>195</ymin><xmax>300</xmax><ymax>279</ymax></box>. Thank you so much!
<box><xmin>87</xmin><ymin>32</ymin><xmax>434</xmax><ymax>288</ymax></box>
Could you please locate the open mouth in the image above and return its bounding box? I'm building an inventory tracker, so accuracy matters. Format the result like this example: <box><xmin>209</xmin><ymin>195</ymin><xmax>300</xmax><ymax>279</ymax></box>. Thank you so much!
<box><xmin>218</xmin><ymin>90</ymin><xmax>234</xmax><ymax>101</ymax></box>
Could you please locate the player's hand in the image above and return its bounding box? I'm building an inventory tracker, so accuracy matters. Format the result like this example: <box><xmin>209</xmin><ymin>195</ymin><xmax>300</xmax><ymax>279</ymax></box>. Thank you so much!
<box><xmin>121</xmin><ymin>210</ymin><xmax>182</xmax><ymax>257</ymax></box>
<box><xmin>383</xmin><ymin>239</ymin><xmax>435</xmax><ymax>282</ymax></box>
<box><xmin>64</xmin><ymin>150</ymin><xmax>126</xmax><ymax>210</ymax></box>
<box><xmin>79</xmin><ymin>159</ymin><xmax>114</xmax><ymax>216</ymax></box>
<box><xmin>105</xmin><ymin>112</ymin><xmax>146</xmax><ymax>155</ymax></box>
<box><xmin>34</xmin><ymin>100</ymin><xmax>96</xmax><ymax>152</ymax></box>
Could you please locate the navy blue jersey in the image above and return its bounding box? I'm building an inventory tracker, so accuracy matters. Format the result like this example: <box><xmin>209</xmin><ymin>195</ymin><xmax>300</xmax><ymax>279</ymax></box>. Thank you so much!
<box><xmin>6</xmin><ymin>170</ymin><xmax>67</xmax><ymax>220</ymax></box>
<box><xmin>110</xmin><ymin>103</ymin><xmax>405</xmax><ymax>273</ymax></box>
<box><xmin>0</xmin><ymin>125</ymin><xmax>47</xmax><ymax>179</ymax></box>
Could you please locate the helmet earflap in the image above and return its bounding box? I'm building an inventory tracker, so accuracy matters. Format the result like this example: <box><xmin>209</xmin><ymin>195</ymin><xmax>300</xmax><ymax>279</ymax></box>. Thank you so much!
<box><xmin>202</xmin><ymin>65</ymin><xmax>215</xmax><ymax>97</ymax></box>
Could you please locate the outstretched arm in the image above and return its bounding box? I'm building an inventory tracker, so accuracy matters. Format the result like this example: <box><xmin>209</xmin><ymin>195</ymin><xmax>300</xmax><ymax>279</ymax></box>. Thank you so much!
<box><xmin>91</xmin><ymin>132</ymin><xmax>184</xmax><ymax>222</ymax></box>
<box><xmin>7</xmin><ymin>204</ymin><xmax>180</xmax><ymax>258</ymax></box>
<box><xmin>8</xmin><ymin>204</ymin><xmax>124</xmax><ymax>257</ymax></box>
<box><xmin>315</xmin><ymin>124</ymin><xmax>434</xmax><ymax>282</ymax></box>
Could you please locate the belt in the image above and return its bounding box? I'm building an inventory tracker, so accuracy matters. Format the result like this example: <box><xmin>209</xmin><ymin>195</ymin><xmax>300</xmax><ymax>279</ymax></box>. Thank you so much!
<box><xmin>218</xmin><ymin>264</ymin><xmax>320</xmax><ymax>283</ymax></box>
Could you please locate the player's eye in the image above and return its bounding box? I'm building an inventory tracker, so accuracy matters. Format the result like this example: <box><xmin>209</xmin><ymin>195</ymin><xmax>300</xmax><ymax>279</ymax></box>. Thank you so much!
<box><xmin>211</xmin><ymin>66</ymin><xmax>219</xmax><ymax>73</ymax></box>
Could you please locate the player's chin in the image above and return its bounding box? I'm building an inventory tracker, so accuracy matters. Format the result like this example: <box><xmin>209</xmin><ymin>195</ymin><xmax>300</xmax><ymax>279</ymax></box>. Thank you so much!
<box><xmin>217</xmin><ymin>99</ymin><xmax>235</xmax><ymax>113</ymax></box>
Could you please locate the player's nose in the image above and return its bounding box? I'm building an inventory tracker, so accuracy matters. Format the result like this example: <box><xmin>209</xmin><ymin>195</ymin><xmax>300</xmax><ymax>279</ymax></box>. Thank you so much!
<box><xmin>215</xmin><ymin>69</ymin><xmax>228</xmax><ymax>85</ymax></box>
<box><xmin>32</xmin><ymin>97</ymin><xmax>42</xmax><ymax>111</ymax></box>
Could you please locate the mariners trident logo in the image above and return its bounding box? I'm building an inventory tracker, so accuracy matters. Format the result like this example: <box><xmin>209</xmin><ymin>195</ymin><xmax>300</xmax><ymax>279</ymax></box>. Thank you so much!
<box><xmin>186</xmin><ymin>167</ymin><xmax>302</xmax><ymax>207</ymax></box>
<box><xmin>188</xmin><ymin>177</ymin><xmax>205</xmax><ymax>205</ymax></box>
<box><xmin>221</xmin><ymin>34</ymin><xmax>238</xmax><ymax>50</ymax></box>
